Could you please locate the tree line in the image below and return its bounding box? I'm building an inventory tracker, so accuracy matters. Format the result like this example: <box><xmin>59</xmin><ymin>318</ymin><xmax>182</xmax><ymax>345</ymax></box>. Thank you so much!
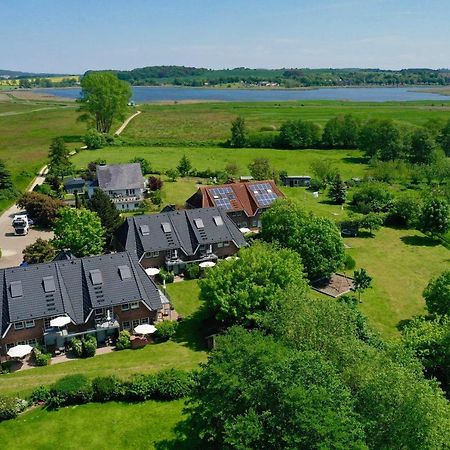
<box><xmin>230</xmin><ymin>114</ymin><xmax>450</xmax><ymax>162</ymax></box>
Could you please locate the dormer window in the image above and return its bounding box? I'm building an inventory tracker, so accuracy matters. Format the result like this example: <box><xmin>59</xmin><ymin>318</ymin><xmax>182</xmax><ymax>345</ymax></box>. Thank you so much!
<box><xmin>194</xmin><ymin>218</ymin><xmax>204</xmax><ymax>229</ymax></box>
<box><xmin>140</xmin><ymin>224</ymin><xmax>150</xmax><ymax>236</ymax></box>
<box><xmin>213</xmin><ymin>216</ymin><xmax>224</xmax><ymax>226</ymax></box>
<box><xmin>118</xmin><ymin>265</ymin><xmax>131</xmax><ymax>280</ymax></box>
<box><xmin>161</xmin><ymin>222</ymin><xmax>171</xmax><ymax>233</ymax></box>
<box><xmin>43</xmin><ymin>276</ymin><xmax>56</xmax><ymax>293</ymax></box>
<box><xmin>89</xmin><ymin>269</ymin><xmax>103</xmax><ymax>285</ymax></box>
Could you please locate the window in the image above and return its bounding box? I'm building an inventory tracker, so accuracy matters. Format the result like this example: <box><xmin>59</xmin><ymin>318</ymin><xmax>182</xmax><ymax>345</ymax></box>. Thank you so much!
<box><xmin>134</xmin><ymin>203</ymin><xmax>139</xmax><ymax>208</ymax></box>
<box><xmin>213</xmin><ymin>216</ymin><xmax>224</xmax><ymax>226</ymax></box>
<box><xmin>90</xmin><ymin>269</ymin><xmax>103</xmax><ymax>285</ymax></box>
<box><xmin>122</xmin><ymin>321</ymin><xmax>130</xmax><ymax>330</ymax></box>
<box><xmin>132</xmin><ymin>319</ymin><xmax>140</xmax><ymax>329</ymax></box>
<box><xmin>145</xmin><ymin>251</ymin><xmax>159</xmax><ymax>258</ymax></box>
<box><xmin>27</xmin><ymin>339</ymin><xmax>37</xmax><ymax>346</ymax></box>
<box><xmin>14</xmin><ymin>321</ymin><xmax>24</xmax><ymax>330</ymax></box>
<box><xmin>10</xmin><ymin>281</ymin><xmax>23</xmax><ymax>298</ymax></box>
<box><xmin>17</xmin><ymin>340</ymin><xmax>26</xmax><ymax>345</ymax></box>
<box><xmin>42</xmin><ymin>276</ymin><xmax>56</xmax><ymax>293</ymax></box>
<box><xmin>95</xmin><ymin>308</ymin><xmax>104</xmax><ymax>318</ymax></box>
<box><xmin>6</xmin><ymin>343</ymin><xmax>15</xmax><ymax>350</ymax></box>
<box><xmin>140</xmin><ymin>224</ymin><xmax>150</xmax><ymax>236</ymax></box>
<box><xmin>121</xmin><ymin>303</ymin><xmax>130</xmax><ymax>311</ymax></box>
<box><xmin>44</xmin><ymin>316</ymin><xmax>58</xmax><ymax>330</ymax></box>
<box><xmin>224</xmin><ymin>241</ymin><xmax>230</xmax><ymax>247</ymax></box>
<box><xmin>217</xmin><ymin>242</ymin><xmax>224</xmax><ymax>248</ymax></box>
<box><xmin>118</xmin><ymin>265</ymin><xmax>131</xmax><ymax>280</ymax></box>
<box><xmin>194</xmin><ymin>218</ymin><xmax>204</xmax><ymax>229</ymax></box>
<box><xmin>161</xmin><ymin>222</ymin><xmax>172</xmax><ymax>233</ymax></box>
<box><xmin>130</xmin><ymin>302</ymin><xmax>139</xmax><ymax>310</ymax></box>
<box><xmin>25</xmin><ymin>320</ymin><xmax>35</xmax><ymax>329</ymax></box>
<box><xmin>141</xmin><ymin>317</ymin><xmax>149</xmax><ymax>324</ymax></box>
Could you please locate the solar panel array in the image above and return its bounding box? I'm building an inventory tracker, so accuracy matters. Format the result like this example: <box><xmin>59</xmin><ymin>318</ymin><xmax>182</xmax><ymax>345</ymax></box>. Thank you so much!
<box><xmin>209</xmin><ymin>187</ymin><xmax>236</xmax><ymax>210</ymax></box>
<box><xmin>251</xmin><ymin>183</ymin><xmax>279</xmax><ymax>207</ymax></box>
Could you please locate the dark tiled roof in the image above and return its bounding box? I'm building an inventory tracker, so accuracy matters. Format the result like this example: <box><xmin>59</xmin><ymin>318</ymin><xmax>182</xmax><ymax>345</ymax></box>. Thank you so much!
<box><xmin>0</xmin><ymin>252</ymin><xmax>163</xmax><ymax>335</ymax></box>
<box><xmin>96</xmin><ymin>163</ymin><xmax>144</xmax><ymax>191</ymax></box>
<box><xmin>186</xmin><ymin>180</ymin><xmax>284</xmax><ymax>217</ymax></box>
<box><xmin>64</xmin><ymin>178</ymin><xmax>86</xmax><ymax>189</ymax></box>
<box><xmin>116</xmin><ymin>207</ymin><xmax>247</xmax><ymax>259</ymax></box>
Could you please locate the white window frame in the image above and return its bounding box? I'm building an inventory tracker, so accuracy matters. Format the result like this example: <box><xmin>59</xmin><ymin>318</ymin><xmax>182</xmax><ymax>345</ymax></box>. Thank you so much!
<box><xmin>141</xmin><ymin>317</ymin><xmax>149</xmax><ymax>324</ymax></box>
<box><xmin>25</xmin><ymin>320</ymin><xmax>35</xmax><ymax>329</ymax></box>
<box><xmin>224</xmin><ymin>241</ymin><xmax>230</xmax><ymax>247</ymax></box>
<box><xmin>130</xmin><ymin>302</ymin><xmax>139</xmax><ymax>310</ymax></box>
<box><xmin>217</xmin><ymin>242</ymin><xmax>224</xmax><ymax>248</ymax></box>
<box><xmin>121</xmin><ymin>303</ymin><xmax>130</xmax><ymax>311</ymax></box>
<box><xmin>146</xmin><ymin>251</ymin><xmax>159</xmax><ymax>258</ymax></box>
<box><xmin>122</xmin><ymin>321</ymin><xmax>130</xmax><ymax>330</ymax></box>
<box><xmin>132</xmin><ymin>319</ymin><xmax>140</xmax><ymax>329</ymax></box>
<box><xmin>14</xmin><ymin>321</ymin><xmax>24</xmax><ymax>330</ymax></box>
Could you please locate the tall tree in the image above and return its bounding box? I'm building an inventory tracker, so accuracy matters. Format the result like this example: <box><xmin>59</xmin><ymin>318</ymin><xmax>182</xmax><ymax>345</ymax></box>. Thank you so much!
<box><xmin>176</xmin><ymin>154</ymin><xmax>192</xmax><ymax>177</ymax></box>
<box><xmin>229</xmin><ymin>116</ymin><xmax>248</xmax><ymax>148</ymax></box>
<box><xmin>409</xmin><ymin>128</ymin><xmax>435</xmax><ymax>164</ymax></box>
<box><xmin>423</xmin><ymin>270</ymin><xmax>450</xmax><ymax>316</ymax></box>
<box><xmin>420</xmin><ymin>198</ymin><xmax>450</xmax><ymax>237</ymax></box>
<box><xmin>0</xmin><ymin>159</ymin><xmax>14</xmax><ymax>190</ymax></box>
<box><xmin>199</xmin><ymin>242</ymin><xmax>307</xmax><ymax>326</ymax></box>
<box><xmin>352</xmin><ymin>268</ymin><xmax>373</xmax><ymax>301</ymax></box>
<box><xmin>328</xmin><ymin>174</ymin><xmax>347</xmax><ymax>204</ymax></box>
<box><xmin>48</xmin><ymin>137</ymin><xmax>73</xmax><ymax>178</ymax></box>
<box><xmin>53</xmin><ymin>207</ymin><xmax>105</xmax><ymax>257</ymax></box>
<box><xmin>261</xmin><ymin>199</ymin><xmax>345</xmax><ymax>281</ymax></box>
<box><xmin>439</xmin><ymin>118</ymin><xmax>450</xmax><ymax>156</ymax></box>
<box><xmin>87</xmin><ymin>189</ymin><xmax>122</xmax><ymax>246</ymax></box>
<box><xmin>78</xmin><ymin>72</ymin><xmax>132</xmax><ymax>133</ymax></box>
<box><xmin>248</xmin><ymin>157</ymin><xmax>277</xmax><ymax>180</ymax></box>
<box><xmin>278</xmin><ymin>119</ymin><xmax>321</xmax><ymax>149</ymax></box>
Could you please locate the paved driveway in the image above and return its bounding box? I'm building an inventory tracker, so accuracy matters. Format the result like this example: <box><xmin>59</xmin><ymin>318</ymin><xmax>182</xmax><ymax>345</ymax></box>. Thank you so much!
<box><xmin>0</xmin><ymin>166</ymin><xmax>54</xmax><ymax>269</ymax></box>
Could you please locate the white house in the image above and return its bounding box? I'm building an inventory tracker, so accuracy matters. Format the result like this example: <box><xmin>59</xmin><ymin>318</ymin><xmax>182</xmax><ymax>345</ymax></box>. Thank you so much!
<box><xmin>89</xmin><ymin>163</ymin><xmax>145</xmax><ymax>211</ymax></box>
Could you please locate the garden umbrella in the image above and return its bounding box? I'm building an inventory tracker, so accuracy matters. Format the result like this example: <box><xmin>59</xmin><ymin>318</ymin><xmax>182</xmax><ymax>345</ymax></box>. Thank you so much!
<box><xmin>145</xmin><ymin>268</ymin><xmax>160</xmax><ymax>277</ymax></box>
<box><xmin>199</xmin><ymin>261</ymin><xmax>216</xmax><ymax>268</ymax></box>
<box><xmin>50</xmin><ymin>316</ymin><xmax>71</xmax><ymax>327</ymax></box>
<box><xmin>7</xmin><ymin>344</ymin><xmax>33</xmax><ymax>358</ymax></box>
<box><xmin>134</xmin><ymin>324</ymin><xmax>157</xmax><ymax>335</ymax></box>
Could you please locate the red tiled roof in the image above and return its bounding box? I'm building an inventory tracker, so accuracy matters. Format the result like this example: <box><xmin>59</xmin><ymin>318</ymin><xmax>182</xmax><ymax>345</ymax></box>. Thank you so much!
<box><xmin>193</xmin><ymin>180</ymin><xmax>284</xmax><ymax>217</ymax></box>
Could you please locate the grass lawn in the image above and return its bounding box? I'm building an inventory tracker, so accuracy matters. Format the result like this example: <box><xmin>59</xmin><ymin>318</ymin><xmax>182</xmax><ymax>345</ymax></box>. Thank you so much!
<box><xmin>344</xmin><ymin>228</ymin><xmax>450</xmax><ymax>338</ymax></box>
<box><xmin>0</xmin><ymin>400</ymin><xmax>185</xmax><ymax>450</ymax></box>
<box><xmin>124</xmin><ymin>100</ymin><xmax>450</xmax><ymax>145</ymax></box>
<box><xmin>72</xmin><ymin>146</ymin><xmax>368</xmax><ymax>180</ymax></box>
<box><xmin>0</xmin><ymin>281</ymin><xmax>206</xmax><ymax>397</ymax></box>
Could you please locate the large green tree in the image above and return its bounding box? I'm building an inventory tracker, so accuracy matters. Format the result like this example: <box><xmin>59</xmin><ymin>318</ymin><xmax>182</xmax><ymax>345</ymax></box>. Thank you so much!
<box><xmin>261</xmin><ymin>199</ymin><xmax>345</xmax><ymax>280</ymax></box>
<box><xmin>248</xmin><ymin>157</ymin><xmax>277</xmax><ymax>181</ymax></box>
<box><xmin>176</xmin><ymin>154</ymin><xmax>192</xmax><ymax>177</ymax></box>
<box><xmin>420</xmin><ymin>197</ymin><xmax>450</xmax><ymax>236</ymax></box>
<box><xmin>229</xmin><ymin>116</ymin><xmax>248</xmax><ymax>148</ymax></box>
<box><xmin>322</xmin><ymin>114</ymin><xmax>361</xmax><ymax>148</ymax></box>
<box><xmin>48</xmin><ymin>137</ymin><xmax>73</xmax><ymax>179</ymax></box>
<box><xmin>87</xmin><ymin>189</ymin><xmax>122</xmax><ymax>246</ymax></box>
<box><xmin>78</xmin><ymin>72</ymin><xmax>132</xmax><ymax>133</ymax></box>
<box><xmin>278</xmin><ymin>119</ymin><xmax>321</xmax><ymax>149</ymax></box>
<box><xmin>17</xmin><ymin>192</ymin><xmax>64</xmax><ymax>227</ymax></box>
<box><xmin>199</xmin><ymin>242</ymin><xmax>307</xmax><ymax>326</ymax></box>
<box><xmin>53</xmin><ymin>207</ymin><xmax>105</xmax><ymax>257</ymax></box>
<box><xmin>184</xmin><ymin>327</ymin><xmax>366</xmax><ymax>450</ymax></box>
<box><xmin>409</xmin><ymin>128</ymin><xmax>435</xmax><ymax>164</ymax></box>
<box><xmin>423</xmin><ymin>270</ymin><xmax>450</xmax><ymax>316</ymax></box>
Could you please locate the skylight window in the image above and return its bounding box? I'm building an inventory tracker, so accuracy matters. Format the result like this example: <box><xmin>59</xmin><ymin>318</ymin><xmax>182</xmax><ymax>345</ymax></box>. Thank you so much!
<box><xmin>161</xmin><ymin>222</ymin><xmax>172</xmax><ymax>233</ymax></box>
<box><xmin>213</xmin><ymin>216</ymin><xmax>224</xmax><ymax>226</ymax></box>
<box><xmin>140</xmin><ymin>224</ymin><xmax>150</xmax><ymax>236</ymax></box>
<box><xmin>10</xmin><ymin>281</ymin><xmax>23</xmax><ymax>298</ymax></box>
<box><xmin>118</xmin><ymin>265</ymin><xmax>131</xmax><ymax>280</ymax></box>
<box><xmin>194</xmin><ymin>218</ymin><xmax>204</xmax><ymax>229</ymax></box>
<box><xmin>89</xmin><ymin>269</ymin><xmax>103</xmax><ymax>285</ymax></box>
<box><xmin>42</xmin><ymin>276</ymin><xmax>56</xmax><ymax>293</ymax></box>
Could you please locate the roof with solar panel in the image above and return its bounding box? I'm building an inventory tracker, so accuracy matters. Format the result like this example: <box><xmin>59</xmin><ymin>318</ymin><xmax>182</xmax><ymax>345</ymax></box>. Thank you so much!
<box><xmin>116</xmin><ymin>207</ymin><xmax>248</xmax><ymax>259</ymax></box>
<box><xmin>0</xmin><ymin>252</ymin><xmax>163</xmax><ymax>335</ymax></box>
<box><xmin>186</xmin><ymin>180</ymin><xmax>284</xmax><ymax>217</ymax></box>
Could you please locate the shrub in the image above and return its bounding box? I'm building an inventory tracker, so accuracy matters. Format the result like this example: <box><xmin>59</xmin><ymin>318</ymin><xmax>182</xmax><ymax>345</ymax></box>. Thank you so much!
<box><xmin>155</xmin><ymin>321</ymin><xmax>178</xmax><ymax>342</ymax></box>
<box><xmin>34</xmin><ymin>349</ymin><xmax>51</xmax><ymax>366</ymax></box>
<box><xmin>83</xmin><ymin>335</ymin><xmax>97</xmax><ymax>357</ymax></box>
<box><xmin>130</xmin><ymin>157</ymin><xmax>152</xmax><ymax>175</ymax></box>
<box><xmin>70</xmin><ymin>335</ymin><xmax>97</xmax><ymax>358</ymax></box>
<box><xmin>83</xmin><ymin>129</ymin><xmax>107</xmax><ymax>149</ymax></box>
<box><xmin>124</xmin><ymin>374</ymin><xmax>159</xmax><ymax>401</ymax></box>
<box><xmin>92</xmin><ymin>376</ymin><xmax>123</xmax><ymax>402</ymax></box>
<box><xmin>150</xmin><ymin>189</ymin><xmax>162</xmax><ymax>206</ymax></box>
<box><xmin>343</xmin><ymin>254</ymin><xmax>356</xmax><ymax>270</ymax></box>
<box><xmin>148</xmin><ymin>176</ymin><xmax>163</xmax><ymax>191</ymax></box>
<box><xmin>351</xmin><ymin>182</ymin><xmax>394</xmax><ymax>214</ymax></box>
<box><xmin>30</xmin><ymin>385</ymin><xmax>51</xmax><ymax>404</ymax></box>
<box><xmin>0</xmin><ymin>396</ymin><xmax>27</xmax><ymax>421</ymax></box>
<box><xmin>115</xmin><ymin>330</ymin><xmax>132</xmax><ymax>350</ymax></box>
<box><xmin>247</xmin><ymin>132</ymin><xmax>277</xmax><ymax>148</ymax></box>
<box><xmin>159</xmin><ymin>269</ymin><xmax>174</xmax><ymax>284</ymax></box>
<box><xmin>184</xmin><ymin>264</ymin><xmax>200</xmax><ymax>280</ymax></box>
<box><xmin>389</xmin><ymin>192</ymin><xmax>422</xmax><ymax>228</ymax></box>
<box><xmin>70</xmin><ymin>338</ymin><xmax>83</xmax><ymax>358</ymax></box>
<box><xmin>0</xmin><ymin>360</ymin><xmax>12</xmax><ymax>374</ymax></box>
<box><xmin>155</xmin><ymin>369</ymin><xmax>193</xmax><ymax>400</ymax></box>
<box><xmin>48</xmin><ymin>374</ymin><xmax>93</xmax><ymax>409</ymax></box>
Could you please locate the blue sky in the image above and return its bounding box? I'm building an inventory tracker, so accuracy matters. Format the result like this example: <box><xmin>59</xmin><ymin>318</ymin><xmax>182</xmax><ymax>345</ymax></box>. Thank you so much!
<box><xmin>1</xmin><ymin>0</ymin><xmax>449</xmax><ymax>73</ymax></box>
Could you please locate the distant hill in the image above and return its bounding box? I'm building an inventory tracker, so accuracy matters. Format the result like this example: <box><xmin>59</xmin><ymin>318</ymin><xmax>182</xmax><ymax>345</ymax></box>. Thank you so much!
<box><xmin>86</xmin><ymin>66</ymin><xmax>450</xmax><ymax>88</ymax></box>
<box><xmin>0</xmin><ymin>69</ymin><xmax>77</xmax><ymax>79</ymax></box>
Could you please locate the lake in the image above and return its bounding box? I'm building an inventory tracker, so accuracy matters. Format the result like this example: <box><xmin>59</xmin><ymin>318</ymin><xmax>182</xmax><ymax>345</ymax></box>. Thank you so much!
<box><xmin>34</xmin><ymin>86</ymin><xmax>450</xmax><ymax>103</ymax></box>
